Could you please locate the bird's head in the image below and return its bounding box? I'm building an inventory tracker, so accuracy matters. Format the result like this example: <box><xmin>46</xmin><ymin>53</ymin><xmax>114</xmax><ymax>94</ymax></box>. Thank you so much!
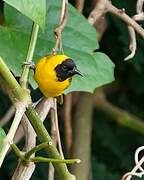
<box><xmin>55</xmin><ymin>58</ymin><xmax>82</xmax><ymax>81</ymax></box>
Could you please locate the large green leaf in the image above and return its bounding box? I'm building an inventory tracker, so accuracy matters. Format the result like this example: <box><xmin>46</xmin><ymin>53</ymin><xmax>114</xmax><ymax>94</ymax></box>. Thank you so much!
<box><xmin>0</xmin><ymin>127</ymin><xmax>6</xmax><ymax>152</ymax></box>
<box><xmin>0</xmin><ymin>1</ymin><xmax>114</xmax><ymax>94</ymax></box>
<box><xmin>2</xmin><ymin>0</ymin><xmax>46</xmax><ymax>29</ymax></box>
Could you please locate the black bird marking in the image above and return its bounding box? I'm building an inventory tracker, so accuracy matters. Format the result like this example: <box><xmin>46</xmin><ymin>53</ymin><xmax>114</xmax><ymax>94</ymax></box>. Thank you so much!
<box><xmin>55</xmin><ymin>58</ymin><xmax>82</xmax><ymax>81</ymax></box>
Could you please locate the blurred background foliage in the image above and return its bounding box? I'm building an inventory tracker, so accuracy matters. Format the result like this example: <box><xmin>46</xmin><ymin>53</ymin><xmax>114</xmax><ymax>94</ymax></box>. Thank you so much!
<box><xmin>1</xmin><ymin>0</ymin><xmax>144</xmax><ymax>180</ymax></box>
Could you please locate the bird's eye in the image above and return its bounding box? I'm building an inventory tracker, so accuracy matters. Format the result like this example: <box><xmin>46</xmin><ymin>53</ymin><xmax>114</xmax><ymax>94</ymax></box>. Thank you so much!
<box><xmin>62</xmin><ymin>65</ymin><xmax>67</xmax><ymax>70</ymax></box>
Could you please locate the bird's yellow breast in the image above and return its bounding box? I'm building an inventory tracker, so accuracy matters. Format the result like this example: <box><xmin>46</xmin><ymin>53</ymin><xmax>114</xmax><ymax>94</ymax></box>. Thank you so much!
<box><xmin>34</xmin><ymin>55</ymin><xmax>70</xmax><ymax>97</ymax></box>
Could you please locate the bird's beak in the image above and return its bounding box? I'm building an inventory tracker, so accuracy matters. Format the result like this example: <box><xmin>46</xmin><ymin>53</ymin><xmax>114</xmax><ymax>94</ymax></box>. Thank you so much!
<box><xmin>73</xmin><ymin>67</ymin><xmax>83</xmax><ymax>76</ymax></box>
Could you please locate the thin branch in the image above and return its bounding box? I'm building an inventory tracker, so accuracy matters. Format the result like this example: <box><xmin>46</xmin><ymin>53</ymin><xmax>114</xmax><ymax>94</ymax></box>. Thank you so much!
<box><xmin>88</xmin><ymin>0</ymin><xmax>107</xmax><ymax>25</ymax></box>
<box><xmin>75</xmin><ymin>0</ymin><xmax>85</xmax><ymax>13</ymax></box>
<box><xmin>0</xmin><ymin>106</ymin><xmax>15</xmax><ymax>127</ymax></box>
<box><xmin>25</xmin><ymin>105</ymin><xmax>75</xmax><ymax>180</ymax></box>
<box><xmin>133</xmin><ymin>0</ymin><xmax>144</xmax><ymax>21</ymax></box>
<box><xmin>134</xmin><ymin>146</ymin><xmax>144</xmax><ymax>172</ymax></box>
<box><xmin>106</xmin><ymin>1</ymin><xmax>144</xmax><ymax>39</ymax></box>
<box><xmin>63</xmin><ymin>94</ymin><xmax>72</xmax><ymax>156</ymax></box>
<box><xmin>12</xmin><ymin>98</ymin><xmax>52</xmax><ymax>146</ymax></box>
<box><xmin>0</xmin><ymin>104</ymin><xmax>26</xmax><ymax>167</ymax></box>
<box><xmin>11</xmin><ymin>22</ymin><xmax>39</xmax><ymax>180</ymax></box>
<box><xmin>12</xmin><ymin>98</ymin><xmax>52</xmax><ymax>180</ymax></box>
<box><xmin>25</xmin><ymin>142</ymin><xmax>49</xmax><ymax>159</ymax></box>
<box><xmin>136</xmin><ymin>0</ymin><xmax>144</xmax><ymax>14</ymax></box>
<box><xmin>122</xmin><ymin>146</ymin><xmax>144</xmax><ymax>180</ymax></box>
<box><xmin>48</xmin><ymin>103</ymin><xmax>58</xmax><ymax>180</ymax></box>
<box><xmin>20</xmin><ymin>23</ymin><xmax>39</xmax><ymax>88</ymax></box>
<box><xmin>53</xmin><ymin>0</ymin><xmax>68</xmax><ymax>54</ymax></box>
<box><xmin>122</xmin><ymin>172</ymin><xmax>144</xmax><ymax>180</ymax></box>
<box><xmin>31</xmin><ymin>156</ymin><xmax>80</xmax><ymax>164</ymax></box>
<box><xmin>51</xmin><ymin>98</ymin><xmax>64</xmax><ymax>159</ymax></box>
<box><xmin>124</xmin><ymin>26</ymin><xmax>136</xmax><ymax>61</ymax></box>
<box><xmin>88</xmin><ymin>0</ymin><xmax>107</xmax><ymax>41</ymax></box>
<box><xmin>105</xmin><ymin>0</ymin><xmax>144</xmax><ymax>60</ymax></box>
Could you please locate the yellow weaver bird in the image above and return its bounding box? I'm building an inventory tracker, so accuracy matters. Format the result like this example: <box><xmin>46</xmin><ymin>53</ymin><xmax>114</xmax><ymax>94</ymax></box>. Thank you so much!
<box><xmin>34</xmin><ymin>54</ymin><xmax>82</xmax><ymax>98</ymax></box>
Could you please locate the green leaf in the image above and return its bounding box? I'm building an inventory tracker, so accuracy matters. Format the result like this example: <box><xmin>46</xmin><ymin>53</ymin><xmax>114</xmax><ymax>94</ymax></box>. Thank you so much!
<box><xmin>0</xmin><ymin>1</ymin><xmax>114</xmax><ymax>94</ymax></box>
<box><xmin>0</xmin><ymin>127</ymin><xmax>6</xmax><ymax>152</ymax></box>
<box><xmin>2</xmin><ymin>0</ymin><xmax>46</xmax><ymax>29</ymax></box>
<box><xmin>65</xmin><ymin>52</ymin><xmax>115</xmax><ymax>93</ymax></box>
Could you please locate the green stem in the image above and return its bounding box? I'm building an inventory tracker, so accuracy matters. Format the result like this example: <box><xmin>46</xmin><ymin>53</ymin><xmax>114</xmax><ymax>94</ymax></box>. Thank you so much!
<box><xmin>25</xmin><ymin>142</ymin><xmax>49</xmax><ymax>159</ymax></box>
<box><xmin>0</xmin><ymin>57</ymin><xmax>29</xmax><ymax>101</ymax></box>
<box><xmin>25</xmin><ymin>105</ymin><xmax>75</xmax><ymax>180</ymax></box>
<box><xmin>31</xmin><ymin>156</ymin><xmax>80</xmax><ymax>164</ymax></box>
<box><xmin>11</xmin><ymin>144</ymin><xmax>24</xmax><ymax>159</ymax></box>
<box><xmin>20</xmin><ymin>23</ymin><xmax>39</xmax><ymax>88</ymax></box>
<box><xmin>11</xmin><ymin>144</ymin><xmax>80</xmax><ymax>164</ymax></box>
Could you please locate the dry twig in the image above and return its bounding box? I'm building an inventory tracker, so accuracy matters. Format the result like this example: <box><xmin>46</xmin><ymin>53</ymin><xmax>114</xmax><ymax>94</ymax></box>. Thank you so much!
<box><xmin>75</xmin><ymin>0</ymin><xmax>85</xmax><ymax>13</ymax></box>
<box><xmin>122</xmin><ymin>146</ymin><xmax>144</xmax><ymax>180</ymax></box>
<box><xmin>12</xmin><ymin>98</ymin><xmax>52</xmax><ymax>180</ymax></box>
<box><xmin>133</xmin><ymin>0</ymin><xmax>144</xmax><ymax>21</ymax></box>
<box><xmin>53</xmin><ymin>0</ymin><xmax>68</xmax><ymax>54</ymax></box>
<box><xmin>63</xmin><ymin>94</ymin><xmax>72</xmax><ymax>156</ymax></box>
<box><xmin>124</xmin><ymin>26</ymin><xmax>136</xmax><ymax>61</ymax></box>
<box><xmin>0</xmin><ymin>106</ymin><xmax>15</xmax><ymax>127</ymax></box>
<box><xmin>88</xmin><ymin>0</ymin><xmax>107</xmax><ymax>26</ymax></box>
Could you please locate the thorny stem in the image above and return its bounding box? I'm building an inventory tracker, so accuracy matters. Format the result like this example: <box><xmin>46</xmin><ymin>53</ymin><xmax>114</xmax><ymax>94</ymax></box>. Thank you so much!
<box><xmin>20</xmin><ymin>23</ymin><xmax>39</xmax><ymax>88</ymax></box>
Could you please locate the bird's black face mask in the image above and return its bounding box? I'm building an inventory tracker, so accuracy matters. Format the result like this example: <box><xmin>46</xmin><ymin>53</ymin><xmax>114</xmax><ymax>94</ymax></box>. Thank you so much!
<box><xmin>55</xmin><ymin>58</ymin><xmax>82</xmax><ymax>81</ymax></box>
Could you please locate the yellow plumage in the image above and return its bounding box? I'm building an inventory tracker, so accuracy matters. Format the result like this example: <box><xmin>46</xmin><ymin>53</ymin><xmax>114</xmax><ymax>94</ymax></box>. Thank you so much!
<box><xmin>34</xmin><ymin>55</ymin><xmax>71</xmax><ymax>97</ymax></box>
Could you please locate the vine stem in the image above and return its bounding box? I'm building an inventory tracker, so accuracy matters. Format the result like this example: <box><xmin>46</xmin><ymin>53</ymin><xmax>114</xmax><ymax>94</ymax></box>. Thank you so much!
<box><xmin>20</xmin><ymin>23</ymin><xmax>39</xmax><ymax>88</ymax></box>
<box><xmin>31</xmin><ymin>157</ymin><xmax>81</xmax><ymax>164</ymax></box>
<box><xmin>11</xmin><ymin>144</ymin><xmax>81</xmax><ymax>164</ymax></box>
<box><xmin>25</xmin><ymin>142</ymin><xmax>49</xmax><ymax>159</ymax></box>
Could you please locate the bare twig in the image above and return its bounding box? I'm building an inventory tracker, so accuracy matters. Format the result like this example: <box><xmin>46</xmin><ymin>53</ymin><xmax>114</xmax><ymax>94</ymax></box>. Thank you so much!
<box><xmin>122</xmin><ymin>146</ymin><xmax>144</xmax><ymax>180</ymax></box>
<box><xmin>122</xmin><ymin>172</ymin><xmax>144</xmax><ymax>180</ymax></box>
<box><xmin>106</xmin><ymin>1</ymin><xmax>144</xmax><ymax>39</ymax></box>
<box><xmin>75</xmin><ymin>0</ymin><xmax>85</xmax><ymax>13</ymax></box>
<box><xmin>51</xmin><ymin>99</ymin><xmax>64</xmax><ymax>159</ymax></box>
<box><xmin>133</xmin><ymin>0</ymin><xmax>144</xmax><ymax>21</ymax></box>
<box><xmin>105</xmin><ymin>0</ymin><xmax>144</xmax><ymax>60</ymax></box>
<box><xmin>48</xmin><ymin>105</ymin><xmax>58</xmax><ymax>180</ymax></box>
<box><xmin>136</xmin><ymin>0</ymin><xmax>144</xmax><ymax>14</ymax></box>
<box><xmin>0</xmin><ymin>103</ymin><xmax>26</xmax><ymax>167</ymax></box>
<box><xmin>124</xmin><ymin>26</ymin><xmax>136</xmax><ymax>61</ymax></box>
<box><xmin>134</xmin><ymin>146</ymin><xmax>144</xmax><ymax>172</ymax></box>
<box><xmin>12</xmin><ymin>98</ymin><xmax>52</xmax><ymax>180</ymax></box>
<box><xmin>63</xmin><ymin>94</ymin><xmax>72</xmax><ymax>156</ymax></box>
<box><xmin>0</xmin><ymin>106</ymin><xmax>15</xmax><ymax>127</ymax></box>
<box><xmin>88</xmin><ymin>0</ymin><xmax>107</xmax><ymax>26</ymax></box>
<box><xmin>53</xmin><ymin>0</ymin><xmax>68</xmax><ymax>54</ymax></box>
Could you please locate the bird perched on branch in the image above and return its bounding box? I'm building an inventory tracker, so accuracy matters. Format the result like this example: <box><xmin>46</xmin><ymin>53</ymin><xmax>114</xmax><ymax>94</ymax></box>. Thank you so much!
<box><xmin>34</xmin><ymin>54</ymin><xmax>82</xmax><ymax>99</ymax></box>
